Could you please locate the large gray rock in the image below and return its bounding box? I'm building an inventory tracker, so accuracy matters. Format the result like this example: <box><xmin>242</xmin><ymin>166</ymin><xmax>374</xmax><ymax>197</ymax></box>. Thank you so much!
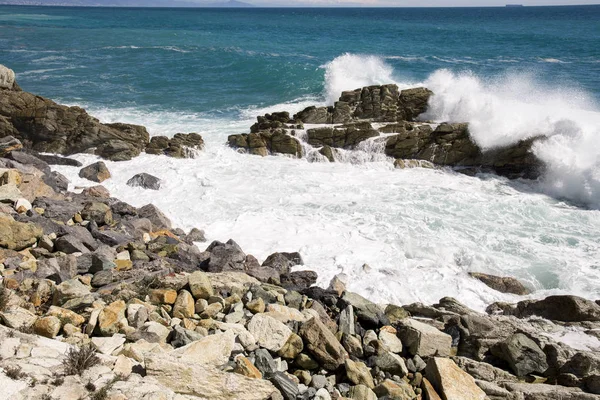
<box><xmin>138</xmin><ymin>203</ymin><xmax>172</xmax><ymax>230</ymax></box>
<box><xmin>491</xmin><ymin>333</ymin><xmax>548</xmax><ymax>377</ymax></box>
<box><xmin>340</xmin><ymin>291</ymin><xmax>388</xmax><ymax>327</ymax></box>
<box><xmin>205</xmin><ymin>239</ymin><xmax>246</xmax><ymax>272</ymax></box>
<box><xmin>514</xmin><ymin>295</ymin><xmax>600</xmax><ymax>322</ymax></box>
<box><xmin>0</xmin><ymin>136</ymin><xmax>23</xmax><ymax>157</ymax></box>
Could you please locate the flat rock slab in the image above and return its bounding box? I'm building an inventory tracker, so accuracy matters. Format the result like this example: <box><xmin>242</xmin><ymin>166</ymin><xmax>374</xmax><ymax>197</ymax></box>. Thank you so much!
<box><xmin>426</xmin><ymin>357</ymin><xmax>486</xmax><ymax>400</ymax></box>
<box><xmin>397</xmin><ymin>318</ymin><xmax>452</xmax><ymax>357</ymax></box>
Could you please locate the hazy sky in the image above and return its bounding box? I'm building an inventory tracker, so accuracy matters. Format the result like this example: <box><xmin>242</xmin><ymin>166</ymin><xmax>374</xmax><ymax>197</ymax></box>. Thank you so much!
<box><xmin>233</xmin><ymin>0</ymin><xmax>599</xmax><ymax>6</ymax></box>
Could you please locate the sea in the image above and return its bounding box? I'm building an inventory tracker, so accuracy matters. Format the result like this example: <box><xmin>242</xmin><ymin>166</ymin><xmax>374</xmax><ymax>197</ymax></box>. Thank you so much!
<box><xmin>1</xmin><ymin>5</ymin><xmax>600</xmax><ymax>311</ymax></box>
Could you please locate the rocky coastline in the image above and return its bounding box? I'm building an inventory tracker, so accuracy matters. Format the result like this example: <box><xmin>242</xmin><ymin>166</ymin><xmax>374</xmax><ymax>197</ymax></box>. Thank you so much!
<box><xmin>2</xmin><ymin>64</ymin><xmax>600</xmax><ymax>400</ymax></box>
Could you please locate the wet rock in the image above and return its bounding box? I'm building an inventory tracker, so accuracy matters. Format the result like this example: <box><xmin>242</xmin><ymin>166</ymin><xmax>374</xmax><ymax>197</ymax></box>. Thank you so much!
<box><xmin>469</xmin><ymin>272</ymin><xmax>530</xmax><ymax>295</ymax></box>
<box><xmin>145</xmin><ymin>133</ymin><xmax>205</xmax><ymax>158</ymax></box>
<box><xmin>127</xmin><ymin>172</ymin><xmax>161</xmax><ymax>190</ymax></box>
<box><xmin>514</xmin><ymin>295</ymin><xmax>600</xmax><ymax>322</ymax></box>
<box><xmin>306</xmin><ymin>122</ymin><xmax>379</xmax><ymax>149</ymax></box>
<box><xmin>78</xmin><ymin>161</ymin><xmax>111</xmax><ymax>183</ymax></box>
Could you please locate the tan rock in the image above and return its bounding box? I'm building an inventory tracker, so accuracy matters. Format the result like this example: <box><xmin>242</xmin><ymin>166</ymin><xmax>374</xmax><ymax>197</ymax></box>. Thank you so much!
<box><xmin>200</xmin><ymin>302</ymin><xmax>223</xmax><ymax>319</ymax></box>
<box><xmin>248</xmin><ymin>313</ymin><xmax>293</xmax><ymax>352</ymax></box>
<box><xmin>277</xmin><ymin>332</ymin><xmax>304</xmax><ymax>359</ymax></box>
<box><xmin>299</xmin><ymin>317</ymin><xmax>348</xmax><ymax>371</ymax></box>
<box><xmin>397</xmin><ymin>319</ymin><xmax>452</xmax><ymax>357</ymax></box>
<box><xmin>145</xmin><ymin>355</ymin><xmax>277</xmax><ymax>399</ymax></box>
<box><xmin>373</xmin><ymin>379</ymin><xmax>416</xmax><ymax>399</ymax></box>
<box><xmin>113</xmin><ymin>354</ymin><xmax>133</xmax><ymax>378</ymax></box>
<box><xmin>33</xmin><ymin>316</ymin><xmax>61</xmax><ymax>338</ymax></box>
<box><xmin>188</xmin><ymin>270</ymin><xmax>214</xmax><ymax>300</ymax></box>
<box><xmin>0</xmin><ymin>306</ymin><xmax>37</xmax><ymax>329</ymax></box>
<box><xmin>234</xmin><ymin>355</ymin><xmax>262</xmax><ymax>379</ymax></box>
<box><xmin>246</xmin><ymin>298</ymin><xmax>265</xmax><ymax>314</ymax></box>
<box><xmin>0</xmin><ymin>213</ymin><xmax>43</xmax><ymax>250</ymax></box>
<box><xmin>98</xmin><ymin>300</ymin><xmax>126</xmax><ymax>336</ymax></box>
<box><xmin>173</xmin><ymin>289</ymin><xmax>195</xmax><ymax>319</ymax></box>
<box><xmin>47</xmin><ymin>305</ymin><xmax>85</xmax><ymax>327</ymax></box>
<box><xmin>422</xmin><ymin>377</ymin><xmax>443</xmax><ymax>400</ymax></box>
<box><xmin>425</xmin><ymin>357</ymin><xmax>486</xmax><ymax>400</ymax></box>
<box><xmin>345</xmin><ymin>359</ymin><xmax>374</xmax><ymax>389</ymax></box>
<box><xmin>149</xmin><ymin>288</ymin><xmax>178</xmax><ymax>305</ymax></box>
<box><xmin>348</xmin><ymin>384</ymin><xmax>377</xmax><ymax>400</ymax></box>
<box><xmin>171</xmin><ymin>330</ymin><xmax>234</xmax><ymax>366</ymax></box>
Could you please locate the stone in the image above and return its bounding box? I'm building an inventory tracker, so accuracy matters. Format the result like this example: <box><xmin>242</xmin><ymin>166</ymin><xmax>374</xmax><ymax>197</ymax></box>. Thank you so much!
<box><xmin>188</xmin><ymin>270</ymin><xmax>214</xmax><ymax>300</ymax></box>
<box><xmin>0</xmin><ymin>306</ymin><xmax>37</xmax><ymax>329</ymax></box>
<box><xmin>0</xmin><ymin>213</ymin><xmax>43</xmax><ymax>250</ymax></box>
<box><xmin>426</xmin><ymin>357</ymin><xmax>486</xmax><ymax>400</ymax></box>
<box><xmin>32</xmin><ymin>316</ymin><xmax>61</xmax><ymax>338</ymax></box>
<box><xmin>53</xmin><ymin>278</ymin><xmax>91</xmax><ymax>306</ymax></box>
<box><xmin>340</xmin><ymin>291</ymin><xmax>387</xmax><ymax>328</ymax></box>
<box><xmin>277</xmin><ymin>333</ymin><xmax>304</xmax><ymax>359</ymax></box>
<box><xmin>0</xmin><ymin>65</ymin><xmax>16</xmax><ymax>89</ymax></box>
<box><xmin>235</xmin><ymin>355</ymin><xmax>263</xmax><ymax>379</ymax></box>
<box><xmin>373</xmin><ymin>379</ymin><xmax>416</xmax><ymax>400</ymax></box>
<box><xmin>79</xmin><ymin>161</ymin><xmax>111</xmax><ymax>183</ymax></box>
<box><xmin>247</xmin><ymin>297</ymin><xmax>266</xmax><ymax>314</ymax></box>
<box><xmin>397</xmin><ymin>318</ymin><xmax>452</xmax><ymax>357</ymax></box>
<box><xmin>92</xmin><ymin>335</ymin><xmax>126</xmax><ymax>355</ymax></box>
<box><xmin>54</xmin><ymin>234</ymin><xmax>90</xmax><ymax>254</ymax></box>
<box><xmin>491</xmin><ymin>333</ymin><xmax>549</xmax><ymax>377</ymax></box>
<box><xmin>328</xmin><ymin>273</ymin><xmax>347</xmax><ymax>295</ymax></box>
<box><xmin>145</xmin><ymin>355</ymin><xmax>277</xmax><ymax>399</ymax></box>
<box><xmin>81</xmin><ymin>201</ymin><xmax>113</xmax><ymax>226</ymax></box>
<box><xmin>138</xmin><ymin>204</ymin><xmax>172</xmax><ymax>230</ymax></box>
<box><xmin>98</xmin><ymin>300</ymin><xmax>126</xmax><ymax>336</ymax></box>
<box><xmin>47</xmin><ymin>305</ymin><xmax>85</xmax><ymax>327</ymax></box>
<box><xmin>173</xmin><ymin>289</ymin><xmax>195</xmax><ymax>319</ymax></box>
<box><xmin>127</xmin><ymin>172</ymin><xmax>161</xmax><ymax>190</ymax></box>
<box><xmin>339</xmin><ymin>305</ymin><xmax>355</xmax><ymax>336</ymax></box>
<box><xmin>247</xmin><ymin>313</ymin><xmax>293</xmax><ymax>352</ymax></box>
<box><xmin>149</xmin><ymin>288</ymin><xmax>178</xmax><ymax>305</ymax></box>
<box><xmin>14</xmin><ymin>198</ymin><xmax>31</xmax><ymax>214</ymax></box>
<box><xmin>81</xmin><ymin>185</ymin><xmax>110</xmax><ymax>198</ymax></box>
<box><xmin>379</xmin><ymin>329</ymin><xmax>403</xmax><ymax>353</ymax></box>
<box><xmin>469</xmin><ymin>272</ymin><xmax>530</xmax><ymax>295</ymax></box>
<box><xmin>200</xmin><ymin>302</ymin><xmax>223</xmax><ymax>319</ymax></box>
<box><xmin>500</xmin><ymin>381</ymin><xmax>596</xmax><ymax>400</ymax></box>
<box><xmin>375</xmin><ymin>351</ymin><xmax>409</xmax><ymax>377</ymax></box>
<box><xmin>348</xmin><ymin>384</ymin><xmax>377</xmax><ymax>400</ymax></box>
<box><xmin>345</xmin><ymin>359</ymin><xmax>374</xmax><ymax>388</ymax></box>
<box><xmin>171</xmin><ymin>330</ymin><xmax>234</xmax><ymax>366</ymax></box>
<box><xmin>280</xmin><ymin>270</ymin><xmax>318</xmax><ymax>290</ymax></box>
<box><xmin>255</xmin><ymin>348</ymin><xmax>278</xmax><ymax>375</ymax></box>
<box><xmin>206</xmin><ymin>239</ymin><xmax>246</xmax><ymax>272</ymax></box>
<box><xmin>299</xmin><ymin>316</ymin><xmax>348</xmax><ymax>371</ymax></box>
<box><xmin>139</xmin><ymin>321</ymin><xmax>171</xmax><ymax>343</ymax></box>
<box><xmin>269</xmin><ymin>372</ymin><xmax>299</xmax><ymax>400</ymax></box>
<box><xmin>514</xmin><ymin>295</ymin><xmax>600</xmax><ymax>322</ymax></box>
<box><xmin>422</xmin><ymin>378</ymin><xmax>443</xmax><ymax>400</ymax></box>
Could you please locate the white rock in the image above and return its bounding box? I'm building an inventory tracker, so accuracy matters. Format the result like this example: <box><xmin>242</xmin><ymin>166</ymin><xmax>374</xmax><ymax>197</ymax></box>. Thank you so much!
<box><xmin>171</xmin><ymin>330</ymin><xmax>234</xmax><ymax>366</ymax></box>
<box><xmin>265</xmin><ymin>304</ymin><xmax>306</xmax><ymax>323</ymax></box>
<box><xmin>247</xmin><ymin>313</ymin><xmax>293</xmax><ymax>352</ymax></box>
<box><xmin>315</xmin><ymin>388</ymin><xmax>332</xmax><ymax>400</ymax></box>
<box><xmin>92</xmin><ymin>335</ymin><xmax>126</xmax><ymax>355</ymax></box>
<box><xmin>0</xmin><ymin>307</ymin><xmax>37</xmax><ymax>329</ymax></box>
<box><xmin>14</xmin><ymin>198</ymin><xmax>32</xmax><ymax>214</ymax></box>
<box><xmin>0</xmin><ymin>64</ymin><xmax>15</xmax><ymax>89</ymax></box>
<box><xmin>426</xmin><ymin>357</ymin><xmax>486</xmax><ymax>400</ymax></box>
<box><xmin>139</xmin><ymin>321</ymin><xmax>170</xmax><ymax>343</ymax></box>
<box><xmin>397</xmin><ymin>319</ymin><xmax>452</xmax><ymax>357</ymax></box>
<box><xmin>379</xmin><ymin>330</ymin><xmax>403</xmax><ymax>353</ymax></box>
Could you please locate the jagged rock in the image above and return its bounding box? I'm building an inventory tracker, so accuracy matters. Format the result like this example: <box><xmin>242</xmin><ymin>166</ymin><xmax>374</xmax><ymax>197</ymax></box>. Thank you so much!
<box><xmin>206</xmin><ymin>239</ymin><xmax>246</xmax><ymax>272</ymax></box>
<box><xmin>139</xmin><ymin>321</ymin><xmax>171</xmax><ymax>343</ymax></box>
<box><xmin>426</xmin><ymin>357</ymin><xmax>486</xmax><ymax>400</ymax></box>
<box><xmin>228</xmin><ymin>130</ymin><xmax>302</xmax><ymax>158</ymax></box>
<box><xmin>127</xmin><ymin>172</ymin><xmax>161</xmax><ymax>190</ymax></box>
<box><xmin>396</xmin><ymin>318</ymin><xmax>452</xmax><ymax>357</ymax></box>
<box><xmin>170</xmin><ymin>325</ymin><xmax>204</xmax><ymax>348</ymax></box>
<box><xmin>373</xmin><ymin>379</ymin><xmax>416</xmax><ymax>400</ymax></box>
<box><xmin>500</xmin><ymin>381</ymin><xmax>598</xmax><ymax>400</ymax></box>
<box><xmin>280</xmin><ymin>271</ymin><xmax>318</xmax><ymax>290</ymax></box>
<box><xmin>491</xmin><ymin>333</ymin><xmax>548</xmax><ymax>377</ymax></box>
<box><xmin>79</xmin><ymin>161</ymin><xmax>111</xmax><ymax>183</ymax></box>
<box><xmin>47</xmin><ymin>306</ymin><xmax>85</xmax><ymax>327</ymax></box>
<box><xmin>81</xmin><ymin>201</ymin><xmax>113</xmax><ymax>226</ymax></box>
<box><xmin>340</xmin><ymin>291</ymin><xmax>388</xmax><ymax>328</ymax></box>
<box><xmin>81</xmin><ymin>185</ymin><xmax>110</xmax><ymax>198</ymax></box>
<box><xmin>0</xmin><ymin>213</ymin><xmax>43</xmax><ymax>250</ymax></box>
<box><xmin>0</xmin><ymin>306</ymin><xmax>37</xmax><ymax>329</ymax></box>
<box><xmin>33</xmin><ymin>316</ymin><xmax>61</xmax><ymax>338</ymax></box>
<box><xmin>171</xmin><ymin>330</ymin><xmax>234</xmax><ymax>366</ymax></box>
<box><xmin>513</xmin><ymin>295</ymin><xmax>600</xmax><ymax>322</ymax></box>
<box><xmin>269</xmin><ymin>372</ymin><xmax>299</xmax><ymax>400</ymax></box>
<box><xmin>0</xmin><ymin>183</ymin><xmax>22</xmax><ymax>203</ymax></box>
<box><xmin>348</xmin><ymin>384</ymin><xmax>378</xmax><ymax>400</ymax></box>
<box><xmin>375</xmin><ymin>351</ymin><xmax>409</xmax><ymax>376</ymax></box>
<box><xmin>299</xmin><ymin>316</ymin><xmax>348</xmax><ymax>371</ymax></box>
<box><xmin>234</xmin><ymin>355</ymin><xmax>263</xmax><ymax>379</ymax></box>
<box><xmin>138</xmin><ymin>204</ymin><xmax>172</xmax><ymax>230</ymax></box>
<box><xmin>307</xmin><ymin>122</ymin><xmax>379</xmax><ymax>149</ymax></box>
<box><xmin>345</xmin><ymin>359</ymin><xmax>375</xmax><ymax>388</ymax></box>
<box><xmin>54</xmin><ymin>234</ymin><xmax>91</xmax><ymax>254</ymax></box>
<box><xmin>250</xmin><ymin>111</ymin><xmax>292</xmax><ymax>133</ymax></box>
<box><xmin>98</xmin><ymin>300</ymin><xmax>126</xmax><ymax>336</ymax></box>
<box><xmin>469</xmin><ymin>272</ymin><xmax>530</xmax><ymax>295</ymax></box>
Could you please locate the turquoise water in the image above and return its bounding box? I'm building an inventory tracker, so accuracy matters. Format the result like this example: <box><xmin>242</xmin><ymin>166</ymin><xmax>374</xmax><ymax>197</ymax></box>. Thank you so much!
<box><xmin>1</xmin><ymin>5</ymin><xmax>599</xmax><ymax>114</ymax></box>
<box><xmin>3</xmin><ymin>5</ymin><xmax>600</xmax><ymax>308</ymax></box>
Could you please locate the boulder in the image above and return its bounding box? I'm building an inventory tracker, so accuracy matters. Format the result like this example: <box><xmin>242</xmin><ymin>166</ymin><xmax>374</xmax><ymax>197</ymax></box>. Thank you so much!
<box><xmin>247</xmin><ymin>313</ymin><xmax>293</xmax><ymax>352</ymax></box>
<box><xmin>126</xmin><ymin>172</ymin><xmax>161</xmax><ymax>190</ymax></box>
<box><xmin>340</xmin><ymin>291</ymin><xmax>388</xmax><ymax>328</ymax></box>
<box><xmin>79</xmin><ymin>161</ymin><xmax>111</xmax><ymax>183</ymax></box>
<box><xmin>469</xmin><ymin>272</ymin><xmax>530</xmax><ymax>295</ymax></box>
<box><xmin>138</xmin><ymin>203</ymin><xmax>172</xmax><ymax>230</ymax></box>
<box><xmin>188</xmin><ymin>271</ymin><xmax>214</xmax><ymax>300</ymax></box>
<box><xmin>0</xmin><ymin>213</ymin><xmax>43</xmax><ymax>250</ymax></box>
<box><xmin>33</xmin><ymin>316</ymin><xmax>61</xmax><ymax>338</ymax></box>
<box><xmin>0</xmin><ymin>136</ymin><xmax>23</xmax><ymax>156</ymax></box>
<box><xmin>306</xmin><ymin>122</ymin><xmax>379</xmax><ymax>149</ymax></box>
<box><xmin>171</xmin><ymin>330</ymin><xmax>235</xmax><ymax>366</ymax></box>
<box><xmin>345</xmin><ymin>359</ymin><xmax>375</xmax><ymax>388</ymax></box>
<box><xmin>172</xmin><ymin>289</ymin><xmax>195</xmax><ymax>319</ymax></box>
<box><xmin>491</xmin><ymin>333</ymin><xmax>548</xmax><ymax>377</ymax></box>
<box><xmin>269</xmin><ymin>372</ymin><xmax>298</xmax><ymax>400</ymax></box>
<box><xmin>396</xmin><ymin>318</ymin><xmax>452</xmax><ymax>357</ymax></box>
<box><xmin>425</xmin><ymin>357</ymin><xmax>486</xmax><ymax>400</ymax></box>
<box><xmin>145</xmin><ymin>133</ymin><xmax>205</xmax><ymax>158</ymax></box>
<box><xmin>514</xmin><ymin>295</ymin><xmax>600</xmax><ymax>322</ymax></box>
<box><xmin>206</xmin><ymin>239</ymin><xmax>246</xmax><ymax>272</ymax></box>
<box><xmin>299</xmin><ymin>316</ymin><xmax>348</xmax><ymax>371</ymax></box>
<box><xmin>139</xmin><ymin>321</ymin><xmax>171</xmax><ymax>343</ymax></box>
<box><xmin>0</xmin><ymin>64</ymin><xmax>16</xmax><ymax>89</ymax></box>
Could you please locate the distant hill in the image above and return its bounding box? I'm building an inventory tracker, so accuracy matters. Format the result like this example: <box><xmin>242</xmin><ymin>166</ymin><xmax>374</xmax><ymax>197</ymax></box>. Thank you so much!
<box><xmin>0</xmin><ymin>0</ymin><xmax>254</xmax><ymax>7</ymax></box>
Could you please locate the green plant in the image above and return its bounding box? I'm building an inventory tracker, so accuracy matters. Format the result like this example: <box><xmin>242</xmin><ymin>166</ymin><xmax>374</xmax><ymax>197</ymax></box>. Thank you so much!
<box><xmin>62</xmin><ymin>344</ymin><xmax>100</xmax><ymax>376</ymax></box>
<box><xmin>89</xmin><ymin>374</ymin><xmax>125</xmax><ymax>400</ymax></box>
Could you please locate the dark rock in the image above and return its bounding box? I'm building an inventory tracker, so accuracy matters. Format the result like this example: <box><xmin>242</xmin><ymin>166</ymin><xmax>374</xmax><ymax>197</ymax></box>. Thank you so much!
<box><xmin>228</xmin><ymin>129</ymin><xmax>302</xmax><ymax>158</ymax></box>
<box><xmin>340</xmin><ymin>291</ymin><xmax>388</xmax><ymax>328</ymax></box>
<box><xmin>138</xmin><ymin>204</ymin><xmax>172</xmax><ymax>230</ymax></box>
<box><xmin>268</xmin><ymin>372</ymin><xmax>298</xmax><ymax>400</ymax></box>
<box><xmin>250</xmin><ymin>112</ymin><xmax>291</xmax><ymax>133</ymax></box>
<box><xmin>28</xmin><ymin>151</ymin><xmax>82</xmax><ymax>167</ymax></box>
<box><xmin>397</xmin><ymin>87</ymin><xmax>433</xmax><ymax>121</ymax></box>
<box><xmin>254</xmin><ymin>348</ymin><xmax>278</xmax><ymax>376</ymax></box>
<box><xmin>43</xmin><ymin>171</ymin><xmax>69</xmax><ymax>193</ymax></box>
<box><xmin>184</xmin><ymin>228</ymin><xmax>206</xmax><ymax>243</ymax></box>
<box><xmin>513</xmin><ymin>296</ymin><xmax>600</xmax><ymax>322</ymax></box>
<box><xmin>169</xmin><ymin>325</ymin><xmax>204</xmax><ymax>348</ymax></box>
<box><xmin>491</xmin><ymin>333</ymin><xmax>549</xmax><ymax>377</ymax></box>
<box><xmin>294</xmin><ymin>106</ymin><xmax>332</xmax><ymax>124</ymax></box>
<box><xmin>91</xmin><ymin>270</ymin><xmax>113</xmax><ymax>288</ymax></box>
<box><xmin>55</xmin><ymin>234</ymin><xmax>92</xmax><ymax>254</ymax></box>
<box><xmin>112</xmin><ymin>201</ymin><xmax>138</xmax><ymax>217</ymax></box>
<box><xmin>126</xmin><ymin>173</ymin><xmax>161</xmax><ymax>190</ymax></box>
<box><xmin>79</xmin><ymin>161</ymin><xmax>111</xmax><ymax>183</ymax></box>
<box><xmin>280</xmin><ymin>270</ymin><xmax>318</xmax><ymax>290</ymax></box>
<box><xmin>5</xmin><ymin>151</ymin><xmax>50</xmax><ymax>174</ymax></box>
<box><xmin>205</xmin><ymin>239</ymin><xmax>246</xmax><ymax>272</ymax></box>
<box><xmin>469</xmin><ymin>272</ymin><xmax>530</xmax><ymax>295</ymax></box>
<box><xmin>145</xmin><ymin>133</ymin><xmax>204</xmax><ymax>158</ymax></box>
<box><xmin>299</xmin><ymin>316</ymin><xmax>348</xmax><ymax>370</ymax></box>
<box><xmin>560</xmin><ymin>352</ymin><xmax>600</xmax><ymax>378</ymax></box>
<box><xmin>262</xmin><ymin>252</ymin><xmax>301</xmax><ymax>275</ymax></box>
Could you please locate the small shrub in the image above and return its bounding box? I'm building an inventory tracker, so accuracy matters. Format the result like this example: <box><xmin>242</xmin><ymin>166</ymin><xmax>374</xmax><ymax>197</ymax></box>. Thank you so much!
<box><xmin>41</xmin><ymin>395</ymin><xmax>52</xmax><ymax>400</ymax></box>
<box><xmin>52</xmin><ymin>376</ymin><xmax>65</xmax><ymax>386</ymax></box>
<box><xmin>18</xmin><ymin>325</ymin><xmax>35</xmax><ymax>334</ymax></box>
<box><xmin>62</xmin><ymin>344</ymin><xmax>100</xmax><ymax>376</ymax></box>
<box><xmin>0</xmin><ymin>286</ymin><xmax>10</xmax><ymax>311</ymax></box>
<box><xmin>4</xmin><ymin>365</ymin><xmax>27</xmax><ymax>380</ymax></box>
<box><xmin>88</xmin><ymin>374</ymin><xmax>124</xmax><ymax>400</ymax></box>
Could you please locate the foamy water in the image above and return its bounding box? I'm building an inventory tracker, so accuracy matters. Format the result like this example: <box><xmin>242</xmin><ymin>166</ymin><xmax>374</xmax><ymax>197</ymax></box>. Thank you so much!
<box><xmin>50</xmin><ymin>55</ymin><xmax>600</xmax><ymax>311</ymax></box>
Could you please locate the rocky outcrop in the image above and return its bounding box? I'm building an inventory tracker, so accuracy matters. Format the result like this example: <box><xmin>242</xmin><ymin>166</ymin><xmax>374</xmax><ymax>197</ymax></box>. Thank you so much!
<box><xmin>307</xmin><ymin>121</ymin><xmax>379</xmax><ymax>149</ymax></box>
<box><xmin>228</xmin><ymin>129</ymin><xmax>303</xmax><ymax>158</ymax></box>
<box><xmin>469</xmin><ymin>272</ymin><xmax>531</xmax><ymax>295</ymax></box>
<box><xmin>0</xmin><ymin>65</ymin><xmax>204</xmax><ymax>162</ymax></box>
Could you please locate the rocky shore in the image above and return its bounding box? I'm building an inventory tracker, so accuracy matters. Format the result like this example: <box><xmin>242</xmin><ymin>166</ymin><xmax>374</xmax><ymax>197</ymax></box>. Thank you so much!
<box><xmin>2</xmin><ymin>64</ymin><xmax>600</xmax><ymax>400</ymax></box>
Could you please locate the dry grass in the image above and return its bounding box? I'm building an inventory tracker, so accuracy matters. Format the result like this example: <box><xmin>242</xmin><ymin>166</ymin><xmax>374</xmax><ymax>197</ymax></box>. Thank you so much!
<box><xmin>62</xmin><ymin>344</ymin><xmax>100</xmax><ymax>376</ymax></box>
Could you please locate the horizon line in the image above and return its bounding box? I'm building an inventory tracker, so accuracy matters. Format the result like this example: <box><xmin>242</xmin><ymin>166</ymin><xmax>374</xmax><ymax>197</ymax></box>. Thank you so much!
<box><xmin>1</xmin><ymin>3</ymin><xmax>599</xmax><ymax>8</ymax></box>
